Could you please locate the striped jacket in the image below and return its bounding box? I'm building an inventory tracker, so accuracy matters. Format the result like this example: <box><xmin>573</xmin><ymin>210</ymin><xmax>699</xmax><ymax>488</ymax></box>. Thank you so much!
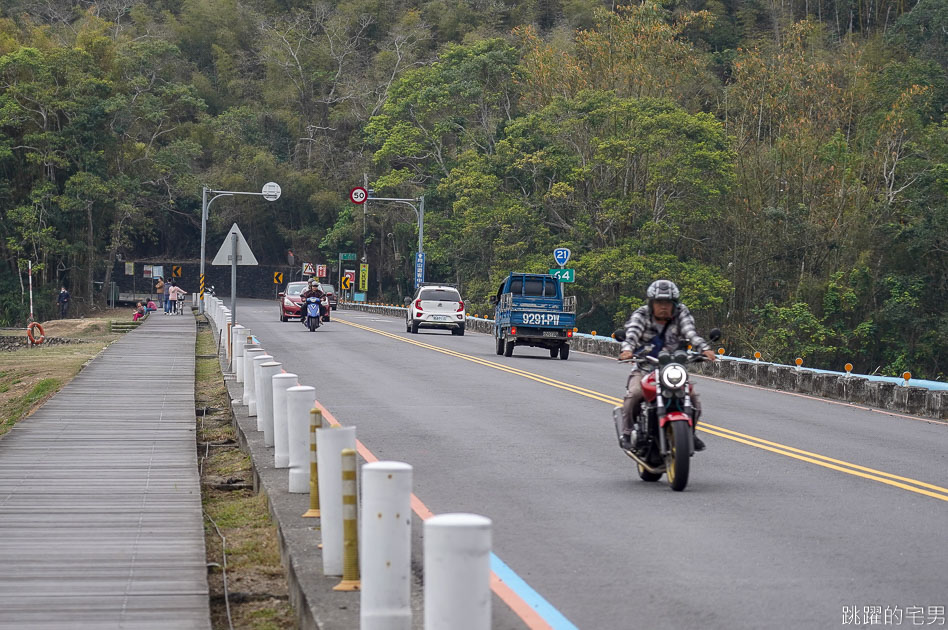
<box><xmin>620</xmin><ymin>304</ymin><xmax>710</xmax><ymax>356</ymax></box>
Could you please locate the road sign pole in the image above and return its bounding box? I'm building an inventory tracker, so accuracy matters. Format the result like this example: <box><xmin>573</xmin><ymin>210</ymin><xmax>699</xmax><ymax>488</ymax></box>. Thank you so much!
<box><xmin>230</xmin><ymin>233</ymin><xmax>237</xmax><ymax>325</ymax></box>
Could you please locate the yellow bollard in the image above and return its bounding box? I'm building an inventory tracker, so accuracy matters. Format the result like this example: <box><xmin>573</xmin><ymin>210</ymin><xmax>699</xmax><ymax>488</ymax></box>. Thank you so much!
<box><xmin>333</xmin><ymin>448</ymin><xmax>360</xmax><ymax>591</ymax></box>
<box><xmin>302</xmin><ymin>409</ymin><xmax>322</xmax><ymax>517</ymax></box>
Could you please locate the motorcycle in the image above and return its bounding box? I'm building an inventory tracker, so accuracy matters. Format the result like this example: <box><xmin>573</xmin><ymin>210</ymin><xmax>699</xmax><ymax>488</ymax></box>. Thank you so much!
<box><xmin>305</xmin><ymin>296</ymin><xmax>322</xmax><ymax>332</ymax></box>
<box><xmin>612</xmin><ymin>327</ymin><xmax>720</xmax><ymax>491</ymax></box>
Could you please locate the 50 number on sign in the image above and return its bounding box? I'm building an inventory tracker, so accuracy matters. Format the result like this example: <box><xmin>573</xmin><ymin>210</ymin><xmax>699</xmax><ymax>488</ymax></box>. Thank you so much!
<box><xmin>548</xmin><ymin>268</ymin><xmax>575</xmax><ymax>283</ymax></box>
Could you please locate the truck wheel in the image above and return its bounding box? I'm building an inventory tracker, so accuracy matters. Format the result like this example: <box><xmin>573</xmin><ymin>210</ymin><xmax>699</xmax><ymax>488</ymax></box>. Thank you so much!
<box><xmin>549</xmin><ymin>347</ymin><xmax>558</xmax><ymax>358</ymax></box>
<box><xmin>504</xmin><ymin>340</ymin><xmax>515</xmax><ymax>357</ymax></box>
<box><xmin>495</xmin><ymin>333</ymin><xmax>504</xmax><ymax>355</ymax></box>
<box><xmin>559</xmin><ymin>344</ymin><xmax>570</xmax><ymax>360</ymax></box>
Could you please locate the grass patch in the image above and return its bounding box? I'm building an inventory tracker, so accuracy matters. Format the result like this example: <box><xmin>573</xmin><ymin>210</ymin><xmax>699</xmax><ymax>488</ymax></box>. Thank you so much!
<box><xmin>195</xmin><ymin>315</ymin><xmax>295</xmax><ymax>630</ymax></box>
<box><xmin>2</xmin><ymin>378</ymin><xmax>60</xmax><ymax>432</ymax></box>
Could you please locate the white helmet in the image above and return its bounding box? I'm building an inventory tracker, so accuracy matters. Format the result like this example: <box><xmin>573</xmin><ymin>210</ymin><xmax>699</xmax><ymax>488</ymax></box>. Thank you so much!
<box><xmin>646</xmin><ymin>279</ymin><xmax>680</xmax><ymax>302</ymax></box>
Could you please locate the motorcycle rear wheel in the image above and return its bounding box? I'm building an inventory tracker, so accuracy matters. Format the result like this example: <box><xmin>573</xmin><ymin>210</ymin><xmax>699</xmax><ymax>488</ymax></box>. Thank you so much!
<box><xmin>665</xmin><ymin>421</ymin><xmax>691</xmax><ymax>491</ymax></box>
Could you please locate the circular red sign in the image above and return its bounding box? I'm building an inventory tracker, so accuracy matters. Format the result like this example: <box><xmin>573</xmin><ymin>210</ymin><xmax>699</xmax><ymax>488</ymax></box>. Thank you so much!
<box><xmin>349</xmin><ymin>187</ymin><xmax>367</xmax><ymax>204</ymax></box>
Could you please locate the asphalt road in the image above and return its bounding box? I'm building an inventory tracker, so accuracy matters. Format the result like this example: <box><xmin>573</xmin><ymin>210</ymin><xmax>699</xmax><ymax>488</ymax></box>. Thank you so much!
<box><xmin>232</xmin><ymin>299</ymin><xmax>948</xmax><ymax>630</ymax></box>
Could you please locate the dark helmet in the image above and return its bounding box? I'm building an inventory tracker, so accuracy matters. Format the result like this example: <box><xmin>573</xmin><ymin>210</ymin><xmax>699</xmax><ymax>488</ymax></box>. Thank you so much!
<box><xmin>646</xmin><ymin>279</ymin><xmax>680</xmax><ymax>303</ymax></box>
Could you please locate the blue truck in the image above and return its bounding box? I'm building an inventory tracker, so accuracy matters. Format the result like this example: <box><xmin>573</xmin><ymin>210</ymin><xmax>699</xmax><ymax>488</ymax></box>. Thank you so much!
<box><xmin>490</xmin><ymin>273</ymin><xmax>577</xmax><ymax>360</ymax></box>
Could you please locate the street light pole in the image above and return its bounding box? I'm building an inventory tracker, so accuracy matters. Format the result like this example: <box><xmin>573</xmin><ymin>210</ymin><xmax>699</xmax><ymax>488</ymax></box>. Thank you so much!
<box><xmin>366</xmin><ymin>194</ymin><xmax>425</xmax><ymax>287</ymax></box>
<box><xmin>199</xmin><ymin>183</ymin><xmax>280</xmax><ymax>314</ymax></box>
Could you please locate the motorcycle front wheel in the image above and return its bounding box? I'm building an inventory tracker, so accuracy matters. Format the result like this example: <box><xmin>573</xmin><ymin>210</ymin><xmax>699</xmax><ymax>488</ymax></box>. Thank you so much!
<box><xmin>664</xmin><ymin>421</ymin><xmax>691</xmax><ymax>491</ymax></box>
<box><xmin>308</xmin><ymin>316</ymin><xmax>317</xmax><ymax>332</ymax></box>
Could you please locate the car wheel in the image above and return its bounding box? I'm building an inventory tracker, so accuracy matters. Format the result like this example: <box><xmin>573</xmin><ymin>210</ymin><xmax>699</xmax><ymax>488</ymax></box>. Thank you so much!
<box><xmin>280</xmin><ymin>311</ymin><xmax>287</xmax><ymax>322</ymax></box>
<box><xmin>559</xmin><ymin>344</ymin><xmax>570</xmax><ymax>360</ymax></box>
<box><xmin>410</xmin><ymin>320</ymin><xmax>420</xmax><ymax>334</ymax></box>
<box><xmin>451</xmin><ymin>325</ymin><xmax>465</xmax><ymax>336</ymax></box>
<box><xmin>504</xmin><ymin>339</ymin><xmax>514</xmax><ymax>357</ymax></box>
<box><xmin>406</xmin><ymin>318</ymin><xmax>411</xmax><ymax>332</ymax></box>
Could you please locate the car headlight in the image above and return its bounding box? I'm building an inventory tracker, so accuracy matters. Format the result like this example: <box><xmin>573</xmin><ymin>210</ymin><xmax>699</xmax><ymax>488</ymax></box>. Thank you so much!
<box><xmin>660</xmin><ymin>363</ymin><xmax>688</xmax><ymax>389</ymax></box>
<box><xmin>284</xmin><ymin>298</ymin><xmax>294</xmax><ymax>306</ymax></box>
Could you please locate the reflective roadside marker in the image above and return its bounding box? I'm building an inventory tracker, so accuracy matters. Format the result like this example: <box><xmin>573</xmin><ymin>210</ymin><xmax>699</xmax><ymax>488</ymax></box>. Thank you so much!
<box><xmin>717</xmin><ymin>348</ymin><xmax>725</xmax><ymax>355</ymax></box>
<box><xmin>795</xmin><ymin>358</ymin><xmax>803</xmax><ymax>367</ymax></box>
<box><xmin>754</xmin><ymin>351</ymin><xmax>761</xmax><ymax>360</ymax></box>
<box><xmin>903</xmin><ymin>371</ymin><xmax>912</xmax><ymax>383</ymax></box>
<box><xmin>845</xmin><ymin>363</ymin><xmax>853</xmax><ymax>374</ymax></box>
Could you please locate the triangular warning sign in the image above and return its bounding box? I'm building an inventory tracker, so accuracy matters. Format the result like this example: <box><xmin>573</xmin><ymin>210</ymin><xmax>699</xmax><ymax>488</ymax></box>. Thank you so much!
<box><xmin>212</xmin><ymin>223</ymin><xmax>258</xmax><ymax>266</ymax></box>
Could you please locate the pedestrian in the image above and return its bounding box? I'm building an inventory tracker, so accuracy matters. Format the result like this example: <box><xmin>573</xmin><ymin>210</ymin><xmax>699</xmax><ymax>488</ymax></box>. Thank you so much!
<box><xmin>167</xmin><ymin>281</ymin><xmax>187</xmax><ymax>315</ymax></box>
<box><xmin>155</xmin><ymin>277</ymin><xmax>165</xmax><ymax>310</ymax></box>
<box><xmin>57</xmin><ymin>286</ymin><xmax>70</xmax><ymax>318</ymax></box>
<box><xmin>163</xmin><ymin>277</ymin><xmax>172</xmax><ymax>313</ymax></box>
<box><xmin>132</xmin><ymin>302</ymin><xmax>146</xmax><ymax>321</ymax></box>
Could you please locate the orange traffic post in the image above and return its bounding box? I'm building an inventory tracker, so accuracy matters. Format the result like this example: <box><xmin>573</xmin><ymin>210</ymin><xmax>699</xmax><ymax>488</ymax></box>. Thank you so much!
<box><xmin>303</xmin><ymin>408</ymin><xmax>322</xmax><ymax>517</ymax></box>
<box><xmin>333</xmin><ymin>448</ymin><xmax>360</xmax><ymax>591</ymax></box>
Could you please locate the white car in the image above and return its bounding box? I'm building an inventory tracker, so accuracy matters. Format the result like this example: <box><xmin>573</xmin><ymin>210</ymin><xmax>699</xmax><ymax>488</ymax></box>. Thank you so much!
<box><xmin>405</xmin><ymin>284</ymin><xmax>466</xmax><ymax>335</ymax></box>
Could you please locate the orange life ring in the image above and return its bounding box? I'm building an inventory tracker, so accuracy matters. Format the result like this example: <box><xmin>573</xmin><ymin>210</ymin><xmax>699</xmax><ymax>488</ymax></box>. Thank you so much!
<box><xmin>27</xmin><ymin>322</ymin><xmax>45</xmax><ymax>345</ymax></box>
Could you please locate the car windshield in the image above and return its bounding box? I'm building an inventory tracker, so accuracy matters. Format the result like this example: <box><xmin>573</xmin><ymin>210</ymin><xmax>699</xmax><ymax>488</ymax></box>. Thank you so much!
<box><xmin>419</xmin><ymin>289</ymin><xmax>460</xmax><ymax>302</ymax></box>
<box><xmin>320</xmin><ymin>285</ymin><xmax>335</xmax><ymax>293</ymax></box>
<box><xmin>286</xmin><ymin>283</ymin><xmax>307</xmax><ymax>296</ymax></box>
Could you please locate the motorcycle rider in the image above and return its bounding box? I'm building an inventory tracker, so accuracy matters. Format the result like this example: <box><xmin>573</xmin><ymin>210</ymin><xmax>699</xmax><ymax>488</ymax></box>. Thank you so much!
<box><xmin>618</xmin><ymin>280</ymin><xmax>716</xmax><ymax>451</ymax></box>
<box><xmin>299</xmin><ymin>280</ymin><xmax>324</xmax><ymax>326</ymax></box>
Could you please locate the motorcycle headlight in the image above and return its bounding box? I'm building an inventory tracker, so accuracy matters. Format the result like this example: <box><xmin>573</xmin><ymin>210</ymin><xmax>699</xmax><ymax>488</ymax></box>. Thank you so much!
<box><xmin>660</xmin><ymin>363</ymin><xmax>688</xmax><ymax>389</ymax></box>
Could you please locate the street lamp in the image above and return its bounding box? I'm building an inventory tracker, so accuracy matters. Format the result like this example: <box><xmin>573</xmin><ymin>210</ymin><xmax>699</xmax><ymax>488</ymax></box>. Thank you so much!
<box><xmin>366</xmin><ymin>192</ymin><xmax>425</xmax><ymax>288</ymax></box>
<box><xmin>199</xmin><ymin>182</ymin><xmax>281</xmax><ymax>313</ymax></box>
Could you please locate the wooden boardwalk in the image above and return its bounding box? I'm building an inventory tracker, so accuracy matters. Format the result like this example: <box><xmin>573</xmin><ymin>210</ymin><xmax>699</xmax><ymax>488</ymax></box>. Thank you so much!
<box><xmin>0</xmin><ymin>313</ymin><xmax>210</xmax><ymax>629</ymax></box>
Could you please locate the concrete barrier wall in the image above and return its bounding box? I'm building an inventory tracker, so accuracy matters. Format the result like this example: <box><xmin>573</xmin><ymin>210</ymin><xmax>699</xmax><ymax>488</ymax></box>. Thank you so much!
<box><xmin>342</xmin><ymin>303</ymin><xmax>947</xmax><ymax>421</ymax></box>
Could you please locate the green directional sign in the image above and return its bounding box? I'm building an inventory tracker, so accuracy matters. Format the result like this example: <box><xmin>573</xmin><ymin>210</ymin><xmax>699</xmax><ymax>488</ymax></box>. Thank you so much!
<box><xmin>340</xmin><ymin>252</ymin><xmax>357</xmax><ymax>261</ymax></box>
<box><xmin>549</xmin><ymin>268</ymin><xmax>575</xmax><ymax>283</ymax></box>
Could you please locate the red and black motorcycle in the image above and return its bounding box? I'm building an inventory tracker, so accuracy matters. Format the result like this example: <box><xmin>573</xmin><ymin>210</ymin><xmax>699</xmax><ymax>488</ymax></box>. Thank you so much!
<box><xmin>612</xmin><ymin>328</ymin><xmax>719</xmax><ymax>491</ymax></box>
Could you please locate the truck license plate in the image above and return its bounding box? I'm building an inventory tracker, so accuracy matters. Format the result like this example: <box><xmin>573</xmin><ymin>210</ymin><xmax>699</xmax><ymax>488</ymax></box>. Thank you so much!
<box><xmin>542</xmin><ymin>331</ymin><xmax>560</xmax><ymax>337</ymax></box>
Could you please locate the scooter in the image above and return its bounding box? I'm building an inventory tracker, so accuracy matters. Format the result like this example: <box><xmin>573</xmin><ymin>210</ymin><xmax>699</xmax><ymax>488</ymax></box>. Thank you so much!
<box><xmin>305</xmin><ymin>296</ymin><xmax>322</xmax><ymax>332</ymax></box>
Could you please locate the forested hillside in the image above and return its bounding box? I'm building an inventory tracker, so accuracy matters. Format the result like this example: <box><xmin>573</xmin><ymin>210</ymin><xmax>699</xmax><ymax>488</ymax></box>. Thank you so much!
<box><xmin>0</xmin><ymin>0</ymin><xmax>945</xmax><ymax>378</ymax></box>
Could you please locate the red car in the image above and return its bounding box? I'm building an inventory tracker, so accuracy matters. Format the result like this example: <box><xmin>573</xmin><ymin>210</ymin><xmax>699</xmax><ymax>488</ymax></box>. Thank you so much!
<box><xmin>278</xmin><ymin>281</ymin><xmax>309</xmax><ymax>321</ymax></box>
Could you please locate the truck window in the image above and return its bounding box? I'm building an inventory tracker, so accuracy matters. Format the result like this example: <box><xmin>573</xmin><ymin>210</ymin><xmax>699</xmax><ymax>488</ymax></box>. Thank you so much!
<box><xmin>523</xmin><ymin>278</ymin><xmax>544</xmax><ymax>296</ymax></box>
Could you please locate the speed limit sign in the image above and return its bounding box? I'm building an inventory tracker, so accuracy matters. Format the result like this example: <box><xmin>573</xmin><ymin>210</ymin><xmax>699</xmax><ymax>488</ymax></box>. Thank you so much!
<box><xmin>349</xmin><ymin>187</ymin><xmax>367</xmax><ymax>204</ymax></box>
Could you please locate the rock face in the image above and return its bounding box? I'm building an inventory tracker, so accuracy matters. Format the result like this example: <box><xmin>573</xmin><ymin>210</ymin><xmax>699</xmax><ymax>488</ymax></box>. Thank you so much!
<box><xmin>340</xmin><ymin>303</ymin><xmax>948</xmax><ymax>421</ymax></box>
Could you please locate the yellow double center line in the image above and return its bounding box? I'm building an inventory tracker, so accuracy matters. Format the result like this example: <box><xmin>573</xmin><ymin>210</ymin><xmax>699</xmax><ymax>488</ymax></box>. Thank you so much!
<box><xmin>340</xmin><ymin>318</ymin><xmax>948</xmax><ymax>503</ymax></box>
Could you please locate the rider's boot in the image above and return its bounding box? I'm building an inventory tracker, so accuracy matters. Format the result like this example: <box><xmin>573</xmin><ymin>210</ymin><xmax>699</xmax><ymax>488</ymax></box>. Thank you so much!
<box><xmin>693</xmin><ymin>409</ymin><xmax>706</xmax><ymax>451</ymax></box>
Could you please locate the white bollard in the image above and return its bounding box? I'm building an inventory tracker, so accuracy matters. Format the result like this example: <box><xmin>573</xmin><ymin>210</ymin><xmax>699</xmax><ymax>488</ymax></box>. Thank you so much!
<box><xmin>242</xmin><ymin>347</ymin><xmax>265</xmax><ymax>412</ymax></box>
<box><xmin>287</xmin><ymin>386</ymin><xmax>317</xmax><ymax>493</ymax></box>
<box><xmin>250</xmin><ymin>354</ymin><xmax>274</xmax><ymax>418</ymax></box>
<box><xmin>317</xmin><ymin>425</ymin><xmax>356</xmax><ymax>576</ymax></box>
<box><xmin>272</xmin><ymin>373</ymin><xmax>298</xmax><ymax>468</ymax></box>
<box><xmin>424</xmin><ymin>514</ymin><xmax>492</xmax><ymax>630</ymax></box>
<box><xmin>361</xmin><ymin>462</ymin><xmax>413</xmax><ymax>630</ymax></box>
<box><xmin>234</xmin><ymin>328</ymin><xmax>250</xmax><ymax>383</ymax></box>
<box><xmin>257</xmin><ymin>361</ymin><xmax>281</xmax><ymax>443</ymax></box>
<box><xmin>229</xmin><ymin>324</ymin><xmax>244</xmax><ymax>368</ymax></box>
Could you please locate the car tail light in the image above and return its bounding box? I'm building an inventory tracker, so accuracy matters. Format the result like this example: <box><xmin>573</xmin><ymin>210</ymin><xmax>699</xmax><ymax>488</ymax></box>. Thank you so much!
<box><xmin>511</xmin><ymin>327</ymin><xmax>517</xmax><ymax>335</ymax></box>
<box><xmin>457</xmin><ymin>300</ymin><xmax>464</xmax><ymax>312</ymax></box>
<box><xmin>414</xmin><ymin>299</ymin><xmax>423</xmax><ymax>311</ymax></box>
<box><xmin>567</xmin><ymin>330</ymin><xmax>573</xmax><ymax>338</ymax></box>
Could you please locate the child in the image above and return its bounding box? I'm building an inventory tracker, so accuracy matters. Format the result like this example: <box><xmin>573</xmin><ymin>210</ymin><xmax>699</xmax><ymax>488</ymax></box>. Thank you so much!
<box><xmin>132</xmin><ymin>302</ymin><xmax>146</xmax><ymax>321</ymax></box>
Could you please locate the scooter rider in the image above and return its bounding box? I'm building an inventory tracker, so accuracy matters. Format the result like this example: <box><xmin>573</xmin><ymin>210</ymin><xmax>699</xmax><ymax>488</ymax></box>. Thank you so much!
<box><xmin>299</xmin><ymin>280</ymin><xmax>324</xmax><ymax>326</ymax></box>
<box><xmin>618</xmin><ymin>280</ymin><xmax>716</xmax><ymax>451</ymax></box>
